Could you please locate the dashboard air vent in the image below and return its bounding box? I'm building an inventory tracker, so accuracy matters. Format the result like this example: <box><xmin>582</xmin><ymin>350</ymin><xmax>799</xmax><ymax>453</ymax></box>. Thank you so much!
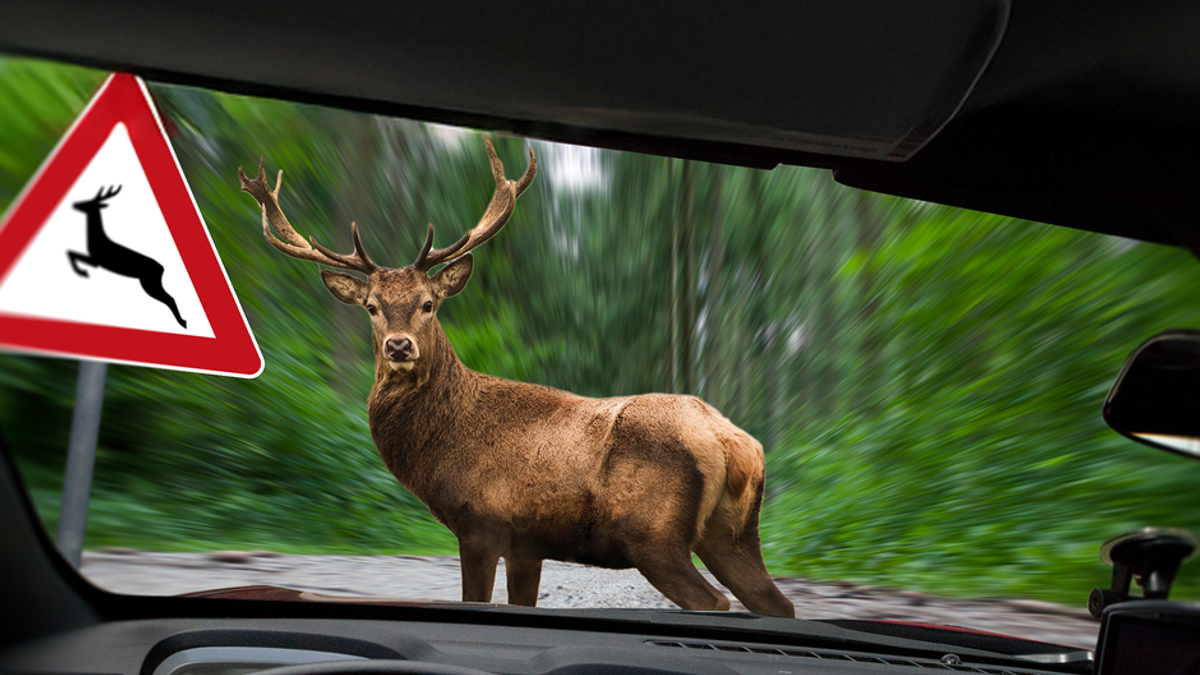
<box><xmin>646</xmin><ymin>639</ymin><xmax>1049</xmax><ymax>674</ymax></box>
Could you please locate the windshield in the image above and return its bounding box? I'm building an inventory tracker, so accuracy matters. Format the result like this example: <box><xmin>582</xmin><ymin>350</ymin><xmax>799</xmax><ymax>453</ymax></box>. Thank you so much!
<box><xmin>2</xmin><ymin>56</ymin><xmax>1198</xmax><ymax>651</ymax></box>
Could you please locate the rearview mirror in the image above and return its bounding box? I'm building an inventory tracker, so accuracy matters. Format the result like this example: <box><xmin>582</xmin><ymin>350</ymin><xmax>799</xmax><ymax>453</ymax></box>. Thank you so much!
<box><xmin>1104</xmin><ymin>330</ymin><xmax>1200</xmax><ymax>460</ymax></box>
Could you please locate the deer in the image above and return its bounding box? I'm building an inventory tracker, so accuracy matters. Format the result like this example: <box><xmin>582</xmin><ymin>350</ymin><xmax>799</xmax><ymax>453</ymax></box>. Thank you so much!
<box><xmin>69</xmin><ymin>185</ymin><xmax>187</xmax><ymax>328</ymax></box>
<box><xmin>238</xmin><ymin>137</ymin><xmax>794</xmax><ymax>618</ymax></box>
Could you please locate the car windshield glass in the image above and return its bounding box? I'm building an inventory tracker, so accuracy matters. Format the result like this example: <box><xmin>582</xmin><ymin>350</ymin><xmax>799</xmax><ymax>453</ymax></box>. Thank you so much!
<box><xmin>2</xmin><ymin>56</ymin><xmax>1198</xmax><ymax>652</ymax></box>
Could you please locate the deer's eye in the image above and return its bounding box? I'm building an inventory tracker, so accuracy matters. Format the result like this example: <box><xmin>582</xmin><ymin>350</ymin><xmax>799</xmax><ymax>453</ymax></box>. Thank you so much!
<box><xmin>366</xmin><ymin>303</ymin><xmax>378</xmax><ymax>315</ymax></box>
<box><xmin>423</xmin><ymin>300</ymin><xmax>434</xmax><ymax>313</ymax></box>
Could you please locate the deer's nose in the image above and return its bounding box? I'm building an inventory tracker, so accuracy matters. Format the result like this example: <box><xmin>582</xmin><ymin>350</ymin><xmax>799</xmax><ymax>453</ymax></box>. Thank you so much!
<box><xmin>384</xmin><ymin>336</ymin><xmax>414</xmax><ymax>361</ymax></box>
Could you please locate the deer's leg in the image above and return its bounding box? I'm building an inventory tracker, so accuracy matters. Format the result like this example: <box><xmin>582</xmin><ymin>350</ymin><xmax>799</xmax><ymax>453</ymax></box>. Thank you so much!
<box><xmin>139</xmin><ymin>275</ymin><xmax>187</xmax><ymax>329</ymax></box>
<box><xmin>696</xmin><ymin>527</ymin><xmax>794</xmax><ymax>618</ymax></box>
<box><xmin>67</xmin><ymin>251</ymin><xmax>92</xmax><ymax>277</ymax></box>
<box><xmin>458</xmin><ymin>535</ymin><xmax>502</xmax><ymax>603</ymax></box>
<box><xmin>630</xmin><ymin>543</ymin><xmax>731</xmax><ymax>611</ymax></box>
<box><xmin>695</xmin><ymin>487</ymin><xmax>795</xmax><ymax>618</ymax></box>
<box><xmin>503</xmin><ymin>555</ymin><xmax>543</xmax><ymax>606</ymax></box>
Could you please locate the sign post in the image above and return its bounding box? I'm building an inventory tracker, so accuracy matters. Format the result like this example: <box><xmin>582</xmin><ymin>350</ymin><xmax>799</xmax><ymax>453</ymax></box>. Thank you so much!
<box><xmin>0</xmin><ymin>73</ymin><xmax>264</xmax><ymax>565</ymax></box>
<box><xmin>55</xmin><ymin>361</ymin><xmax>107</xmax><ymax>568</ymax></box>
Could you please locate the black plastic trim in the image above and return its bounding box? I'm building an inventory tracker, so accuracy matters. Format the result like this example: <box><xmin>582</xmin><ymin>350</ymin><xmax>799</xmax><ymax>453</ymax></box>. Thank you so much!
<box><xmin>139</xmin><ymin>630</ymin><xmax>411</xmax><ymax>675</ymax></box>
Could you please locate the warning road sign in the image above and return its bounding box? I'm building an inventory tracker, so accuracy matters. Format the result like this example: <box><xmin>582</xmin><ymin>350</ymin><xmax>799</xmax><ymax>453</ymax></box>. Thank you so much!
<box><xmin>0</xmin><ymin>73</ymin><xmax>263</xmax><ymax>377</ymax></box>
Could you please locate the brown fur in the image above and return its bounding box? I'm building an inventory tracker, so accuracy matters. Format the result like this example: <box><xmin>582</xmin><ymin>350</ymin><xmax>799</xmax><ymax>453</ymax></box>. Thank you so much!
<box><xmin>350</xmin><ymin>268</ymin><xmax>792</xmax><ymax>616</ymax></box>
<box><xmin>240</xmin><ymin>144</ymin><xmax>794</xmax><ymax>617</ymax></box>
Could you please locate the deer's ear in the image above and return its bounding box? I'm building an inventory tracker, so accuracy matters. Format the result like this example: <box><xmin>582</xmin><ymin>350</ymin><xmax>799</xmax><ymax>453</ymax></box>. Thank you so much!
<box><xmin>321</xmin><ymin>270</ymin><xmax>369</xmax><ymax>305</ymax></box>
<box><xmin>432</xmin><ymin>254</ymin><xmax>473</xmax><ymax>298</ymax></box>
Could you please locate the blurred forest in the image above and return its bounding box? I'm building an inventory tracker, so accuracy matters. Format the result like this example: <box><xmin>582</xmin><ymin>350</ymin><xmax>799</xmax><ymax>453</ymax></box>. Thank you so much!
<box><xmin>1</xmin><ymin>57</ymin><xmax>1198</xmax><ymax>606</ymax></box>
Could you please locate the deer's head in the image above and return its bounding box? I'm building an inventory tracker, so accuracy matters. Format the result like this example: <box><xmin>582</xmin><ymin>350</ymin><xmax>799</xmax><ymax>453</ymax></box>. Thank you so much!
<box><xmin>73</xmin><ymin>185</ymin><xmax>121</xmax><ymax>214</ymax></box>
<box><xmin>319</xmin><ymin>252</ymin><xmax>474</xmax><ymax>374</ymax></box>
<box><xmin>239</xmin><ymin>138</ymin><xmax>536</xmax><ymax>376</ymax></box>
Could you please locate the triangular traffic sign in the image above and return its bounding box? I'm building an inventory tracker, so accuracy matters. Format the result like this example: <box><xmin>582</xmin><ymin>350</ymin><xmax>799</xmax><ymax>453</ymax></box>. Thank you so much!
<box><xmin>0</xmin><ymin>73</ymin><xmax>263</xmax><ymax>377</ymax></box>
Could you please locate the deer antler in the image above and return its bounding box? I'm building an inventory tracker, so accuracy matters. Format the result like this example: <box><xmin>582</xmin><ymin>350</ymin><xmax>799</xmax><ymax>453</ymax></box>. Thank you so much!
<box><xmin>412</xmin><ymin>136</ymin><xmax>537</xmax><ymax>272</ymax></box>
<box><xmin>239</xmin><ymin>158</ymin><xmax>377</xmax><ymax>275</ymax></box>
<box><xmin>96</xmin><ymin>185</ymin><xmax>121</xmax><ymax>202</ymax></box>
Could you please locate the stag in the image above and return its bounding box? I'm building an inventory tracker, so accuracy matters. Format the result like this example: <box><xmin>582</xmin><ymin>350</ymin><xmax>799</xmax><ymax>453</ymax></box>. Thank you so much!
<box><xmin>238</xmin><ymin>138</ymin><xmax>794</xmax><ymax>617</ymax></box>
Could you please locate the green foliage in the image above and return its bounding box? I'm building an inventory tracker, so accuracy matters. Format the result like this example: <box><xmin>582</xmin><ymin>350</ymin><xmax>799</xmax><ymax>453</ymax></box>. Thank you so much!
<box><xmin>759</xmin><ymin>206</ymin><xmax>1200</xmax><ymax>601</ymax></box>
<box><xmin>1</xmin><ymin>56</ymin><xmax>1198</xmax><ymax>607</ymax></box>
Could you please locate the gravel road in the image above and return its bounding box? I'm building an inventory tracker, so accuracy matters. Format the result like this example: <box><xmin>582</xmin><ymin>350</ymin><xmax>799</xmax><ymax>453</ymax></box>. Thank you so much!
<box><xmin>81</xmin><ymin>550</ymin><xmax>1100</xmax><ymax>650</ymax></box>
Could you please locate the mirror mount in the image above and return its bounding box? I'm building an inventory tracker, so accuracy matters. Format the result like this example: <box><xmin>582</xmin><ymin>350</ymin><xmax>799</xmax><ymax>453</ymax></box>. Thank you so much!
<box><xmin>1088</xmin><ymin>528</ymin><xmax>1198</xmax><ymax>618</ymax></box>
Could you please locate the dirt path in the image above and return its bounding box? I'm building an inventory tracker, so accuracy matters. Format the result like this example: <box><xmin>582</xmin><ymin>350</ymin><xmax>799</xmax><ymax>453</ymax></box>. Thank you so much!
<box><xmin>81</xmin><ymin>550</ymin><xmax>1100</xmax><ymax>650</ymax></box>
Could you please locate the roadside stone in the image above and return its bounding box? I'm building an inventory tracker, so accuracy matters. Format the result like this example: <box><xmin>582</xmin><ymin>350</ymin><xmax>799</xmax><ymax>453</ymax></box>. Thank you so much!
<box><xmin>898</xmin><ymin>590</ymin><xmax>930</xmax><ymax>606</ymax></box>
<box><xmin>1004</xmin><ymin>599</ymin><xmax>1074</xmax><ymax>615</ymax></box>
<box><xmin>249</xmin><ymin>550</ymin><xmax>283</xmax><ymax>558</ymax></box>
<box><xmin>210</xmin><ymin>551</ymin><xmax>254</xmax><ymax>563</ymax></box>
<box><xmin>1004</xmin><ymin>599</ymin><xmax>1096</xmax><ymax>620</ymax></box>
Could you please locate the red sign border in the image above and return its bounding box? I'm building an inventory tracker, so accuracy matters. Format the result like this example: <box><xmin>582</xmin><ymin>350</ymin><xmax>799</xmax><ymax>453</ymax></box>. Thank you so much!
<box><xmin>0</xmin><ymin>73</ymin><xmax>263</xmax><ymax>378</ymax></box>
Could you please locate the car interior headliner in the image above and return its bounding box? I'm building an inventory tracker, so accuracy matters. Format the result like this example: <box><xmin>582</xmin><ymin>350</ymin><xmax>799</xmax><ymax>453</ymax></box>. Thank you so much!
<box><xmin>3</xmin><ymin>0</ymin><xmax>1200</xmax><ymax>249</ymax></box>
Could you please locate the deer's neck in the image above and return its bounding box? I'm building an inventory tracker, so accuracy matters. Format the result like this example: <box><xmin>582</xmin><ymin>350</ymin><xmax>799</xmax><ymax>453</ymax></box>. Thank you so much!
<box><xmin>84</xmin><ymin>212</ymin><xmax>110</xmax><ymax>248</ymax></box>
<box><xmin>366</xmin><ymin>324</ymin><xmax>477</xmax><ymax>494</ymax></box>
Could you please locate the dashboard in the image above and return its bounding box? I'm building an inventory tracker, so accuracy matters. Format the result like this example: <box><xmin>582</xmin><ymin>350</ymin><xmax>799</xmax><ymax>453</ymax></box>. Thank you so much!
<box><xmin>0</xmin><ymin>615</ymin><xmax>1081</xmax><ymax>675</ymax></box>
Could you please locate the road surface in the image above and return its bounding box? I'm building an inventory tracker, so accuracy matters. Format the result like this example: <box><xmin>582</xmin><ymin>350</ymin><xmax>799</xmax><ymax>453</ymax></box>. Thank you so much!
<box><xmin>81</xmin><ymin>550</ymin><xmax>1100</xmax><ymax>650</ymax></box>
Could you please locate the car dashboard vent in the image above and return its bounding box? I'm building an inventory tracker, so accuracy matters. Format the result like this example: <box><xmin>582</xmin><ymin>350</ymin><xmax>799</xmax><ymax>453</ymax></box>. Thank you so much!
<box><xmin>646</xmin><ymin>639</ymin><xmax>1049</xmax><ymax>674</ymax></box>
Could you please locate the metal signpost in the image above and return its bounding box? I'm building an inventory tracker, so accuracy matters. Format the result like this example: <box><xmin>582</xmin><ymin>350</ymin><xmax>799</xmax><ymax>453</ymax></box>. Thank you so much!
<box><xmin>56</xmin><ymin>362</ymin><xmax>107</xmax><ymax>568</ymax></box>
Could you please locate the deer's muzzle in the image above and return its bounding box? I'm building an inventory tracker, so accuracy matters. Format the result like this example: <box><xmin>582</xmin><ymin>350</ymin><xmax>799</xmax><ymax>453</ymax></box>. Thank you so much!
<box><xmin>384</xmin><ymin>336</ymin><xmax>418</xmax><ymax>368</ymax></box>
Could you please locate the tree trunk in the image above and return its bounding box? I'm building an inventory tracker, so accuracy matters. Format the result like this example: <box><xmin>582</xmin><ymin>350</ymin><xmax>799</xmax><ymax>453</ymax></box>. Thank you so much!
<box><xmin>855</xmin><ymin>189</ymin><xmax>884</xmax><ymax>418</ymax></box>
<box><xmin>702</xmin><ymin>166</ymin><xmax>726</xmax><ymax>406</ymax></box>
<box><xmin>670</xmin><ymin>160</ymin><xmax>680</xmax><ymax>392</ymax></box>
<box><xmin>680</xmin><ymin>160</ymin><xmax>698</xmax><ymax>395</ymax></box>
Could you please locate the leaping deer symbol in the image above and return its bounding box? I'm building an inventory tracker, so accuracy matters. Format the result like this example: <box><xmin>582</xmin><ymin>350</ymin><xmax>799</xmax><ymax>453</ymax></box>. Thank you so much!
<box><xmin>68</xmin><ymin>185</ymin><xmax>187</xmax><ymax>328</ymax></box>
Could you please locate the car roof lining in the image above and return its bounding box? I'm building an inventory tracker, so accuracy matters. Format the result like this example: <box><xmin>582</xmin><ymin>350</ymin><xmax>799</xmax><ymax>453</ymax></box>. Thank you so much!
<box><xmin>2</xmin><ymin>0</ymin><xmax>1199</xmax><ymax>247</ymax></box>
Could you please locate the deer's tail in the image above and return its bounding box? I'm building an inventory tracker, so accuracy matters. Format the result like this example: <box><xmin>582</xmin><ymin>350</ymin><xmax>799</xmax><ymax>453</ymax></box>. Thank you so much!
<box><xmin>719</xmin><ymin>428</ymin><xmax>765</xmax><ymax>536</ymax></box>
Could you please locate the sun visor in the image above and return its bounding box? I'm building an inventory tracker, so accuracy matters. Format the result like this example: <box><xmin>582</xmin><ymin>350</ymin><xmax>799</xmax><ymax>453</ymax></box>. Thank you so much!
<box><xmin>1</xmin><ymin>2</ymin><xmax>1007</xmax><ymax>163</ymax></box>
<box><xmin>500</xmin><ymin>1</ymin><xmax>1012</xmax><ymax>162</ymax></box>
